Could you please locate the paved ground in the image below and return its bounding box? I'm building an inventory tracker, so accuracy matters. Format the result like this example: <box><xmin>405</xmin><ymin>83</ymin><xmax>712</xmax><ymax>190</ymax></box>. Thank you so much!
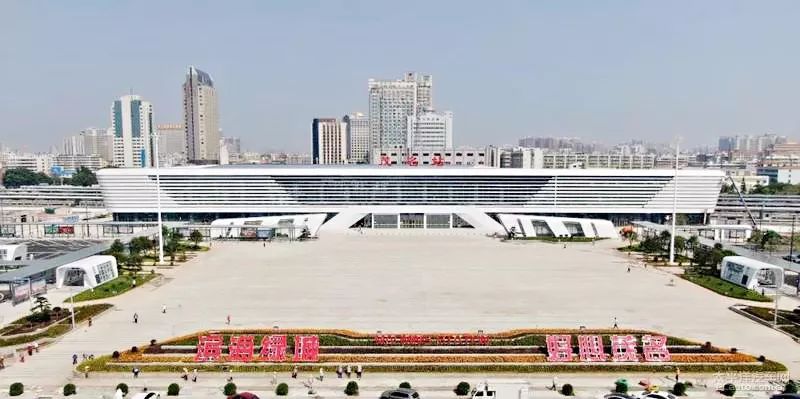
<box><xmin>0</xmin><ymin>233</ymin><xmax>798</xmax><ymax>397</ymax></box>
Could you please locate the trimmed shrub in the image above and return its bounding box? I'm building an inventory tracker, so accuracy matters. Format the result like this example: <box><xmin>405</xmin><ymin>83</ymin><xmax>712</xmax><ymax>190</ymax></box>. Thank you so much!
<box><xmin>730</xmin><ymin>347</ymin><xmax>738</xmax><ymax>354</ymax></box>
<box><xmin>167</xmin><ymin>383</ymin><xmax>180</xmax><ymax>396</ymax></box>
<box><xmin>345</xmin><ymin>381</ymin><xmax>359</xmax><ymax>396</ymax></box>
<box><xmin>455</xmin><ymin>382</ymin><xmax>471</xmax><ymax>396</ymax></box>
<box><xmin>672</xmin><ymin>382</ymin><xmax>686</xmax><ymax>396</ymax></box>
<box><xmin>112</xmin><ymin>350</ymin><xmax>120</xmax><ymax>359</ymax></box>
<box><xmin>399</xmin><ymin>382</ymin><xmax>412</xmax><ymax>389</ymax></box>
<box><xmin>9</xmin><ymin>382</ymin><xmax>23</xmax><ymax>397</ymax></box>
<box><xmin>722</xmin><ymin>383</ymin><xmax>736</xmax><ymax>397</ymax></box>
<box><xmin>276</xmin><ymin>383</ymin><xmax>289</xmax><ymax>396</ymax></box>
<box><xmin>560</xmin><ymin>383</ymin><xmax>574</xmax><ymax>396</ymax></box>
<box><xmin>130</xmin><ymin>346</ymin><xmax>139</xmax><ymax>353</ymax></box>
<box><xmin>757</xmin><ymin>355</ymin><xmax>766</xmax><ymax>362</ymax></box>
<box><xmin>224</xmin><ymin>382</ymin><xmax>237</xmax><ymax>396</ymax></box>
<box><xmin>614</xmin><ymin>381</ymin><xmax>628</xmax><ymax>394</ymax></box>
<box><xmin>116</xmin><ymin>383</ymin><xmax>129</xmax><ymax>395</ymax></box>
<box><xmin>63</xmin><ymin>383</ymin><xmax>77</xmax><ymax>396</ymax></box>
<box><xmin>785</xmin><ymin>380</ymin><xmax>798</xmax><ymax>394</ymax></box>
<box><xmin>150</xmin><ymin>339</ymin><xmax>157</xmax><ymax>346</ymax></box>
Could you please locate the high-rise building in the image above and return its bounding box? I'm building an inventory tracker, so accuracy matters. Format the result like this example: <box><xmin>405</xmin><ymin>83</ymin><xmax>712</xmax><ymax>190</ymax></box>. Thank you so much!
<box><xmin>312</xmin><ymin>118</ymin><xmax>347</xmax><ymax>165</ymax></box>
<box><xmin>407</xmin><ymin>109</ymin><xmax>453</xmax><ymax>150</ymax></box>
<box><xmin>155</xmin><ymin>123</ymin><xmax>186</xmax><ymax>166</ymax></box>
<box><xmin>183</xmin><ymin>66</ymin><xmax>220</xmax><ymax>164</ymax></box>
<box><xmin>81</xmin><ymin>128</ymin><xmax>114</xmax><ymax>163</ymax></box>
<box><xmin>111</xmin><ymin>95</ymin><xmax>153</xmax><ymax>168</ymax></box>
<box><xmin>342</xmin><ymin>113</ymin><xmax>369</xmax><ymax>163</ymax></box>
<box><xmin>62</xmin><ymin>135</ymin><xmax>85</xmax><ymax>156</ymax></box>
<box><xmin>222</xmin><ymin>137</ymin><xmax>241</xmax><ymax>155</ymax></box>
<box><xmin>368</xmin><ymin>72</ymin><xmax>432</xmax><ymax>150</ymax></box>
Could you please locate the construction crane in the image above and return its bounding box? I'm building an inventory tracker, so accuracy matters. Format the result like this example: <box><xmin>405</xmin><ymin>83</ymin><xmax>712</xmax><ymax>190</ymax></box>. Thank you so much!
<box><xmin>726</xmin><ymin>175</ymin><xmax>759</xmax><ymax>229</ymax></box>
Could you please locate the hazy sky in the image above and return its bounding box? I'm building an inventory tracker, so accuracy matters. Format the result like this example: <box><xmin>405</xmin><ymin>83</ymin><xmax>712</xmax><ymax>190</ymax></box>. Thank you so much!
<box><xmin>2</xmin><ymin>0</ymin><xmax>799</xmax><ymax>153</ymax></box>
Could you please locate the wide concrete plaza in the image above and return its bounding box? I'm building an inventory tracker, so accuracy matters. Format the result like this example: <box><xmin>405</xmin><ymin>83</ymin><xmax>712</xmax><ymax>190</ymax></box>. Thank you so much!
<box><xmin>0</xmin><ymin>232</ymin><xmax>798</xmax><ymax>396</ymax></box>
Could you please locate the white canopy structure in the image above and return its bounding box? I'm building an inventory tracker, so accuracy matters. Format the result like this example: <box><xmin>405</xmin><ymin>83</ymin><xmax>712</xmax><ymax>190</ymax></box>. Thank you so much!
<box><xmin>720</xmin><ymin>256</ymin><xmax>784</xmax><ymax>290</ymax></box>
<box><xmin>55</xmin><ymin>255</ymin><xmax>118</xmax><ymax>289</ymax></box>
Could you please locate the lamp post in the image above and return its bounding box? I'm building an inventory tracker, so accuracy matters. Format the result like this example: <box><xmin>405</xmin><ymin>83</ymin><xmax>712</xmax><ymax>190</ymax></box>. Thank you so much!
<box><xmin>152</xmin><ymin>131</ymin><xmax>164</xmax><ymax>264</ymax></box>
<box><xmin>669</xmin><ymin>139</ymin><xmax>680</xmax><ymax>264</ymax></box>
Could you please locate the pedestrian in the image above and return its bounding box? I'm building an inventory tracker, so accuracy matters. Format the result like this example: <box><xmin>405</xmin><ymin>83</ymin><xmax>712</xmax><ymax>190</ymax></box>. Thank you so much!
<box><xmin>0</xmin><ymin>357</ymin><xmax>5</xmax><ymax>369</ymax></box>
<box><xmin>84</xmin><ymin>366</ymin><xmax>89</xmax><ymax>378</ymax></box>
<box><xmin>181</xmin><ymin>367</ymin><xmax>189</xmax><ymax>381</ymax></box>
<box><xmin>72</xmin><ymin>354</ymin><xmax>78</xmax><ymax>365</ymax></box>
<box><xmin>319</xmin><ymin>367</ymin><xmax>324</xmax><ymax>382</ymax></box>
<box><xmin>337</xmin><ymin>365</ymin><xmax>343</xmax><ymax>378</ymax></box>
<box><xmin>226</xmin><ymin>315</ymin><xmax>231</xmax><ymax>325</ymax></box>
<box><xmin>550</xmin><ymin>376</ymin><xmax>558</xmax><ymax>391</ymax></box>
<box><xmin>356</xmin><ymin>364</ymin><xmax>363</xmax><ymax>379</ymax></box>
<box><xmin>345</xmin><ymin>364</ymin><xmax>351</xmax><ymax>378</ymax></box>
<box><xmin>675</xmin><ymin>366</ymin><xmax>680</xmax><ymax>383</ymax></box>
<box><xmin>133</xmin><ymin>367</ymin><xmax>140</xmax><ymax>378</ymax></box>
<box><xmin>19</xmin><ymin>353</ymin><xmax>24</xmax><ymax>363</ymax></box>
<box><xmin>227</xmin><ymin>369</ymin><xmax>233</xmax><ymax>383</ymax></box>
<box><xmin>563</xmin><ymin>242</ymin><xmax>567</xmax><ymax>249</ymax></box>
<box><xmin>82</xmin><ymin>353</ymin><xmax>87</xmax><ymax>360</ymax></box>
<box><xmin>613</xmin><ymin>317</ymin><xmax>619</xmax><ymax>329</ymax></box>
<box><xmin>132</xmin><ymin>278</ymin><xmax>136</xmax><ymax>287</ymax></box>
<box><xmin>627</xmin><ymin>265</ymin><xmax>631</xmax><ymax>273</ymax></box>
<box><xmin>191</xmin><ymin>369</ymin><xmax>198</xmax><ymax>382</ymax></box>
<box><xmin>592</xmin><ymin>238</ymin><xmax>596</xmax><ymax>246</ymax></box>
<box><xmin>133</xmin><ymin>313</ymin><xmax>138</xmax><ymax>324</ymax></box>
<box><xmin>291</xmin><ymin>366</ymin><xmax>298</xmax><ymax>379</ymax></box>
<box><xmin>272</xmin><ymin>371</ymin><xmax>278</xmax><ymax>385</ymax></box>
<box><xmin>26</xmin><ymin>345</ymin><xmax>33</xmax><ymax>356</ymax></box>
<box><xmin>162</xmin><ymin>304</ymin><xmax>167</xmax><ymax>314</ymax></box>
<box><xmin>88</xmin><ymin>317</ymin><xmax>93</xmax><ymax>327</ymax></box>
<box><xmin>263</xmin><ymin>242</ymin><xmax>266</xmax><ymax>247</ymax></box>
<box><xmin>33</xmin><ymin>341</ymin><xmax>39</xmax><ymax>353</ymax></box>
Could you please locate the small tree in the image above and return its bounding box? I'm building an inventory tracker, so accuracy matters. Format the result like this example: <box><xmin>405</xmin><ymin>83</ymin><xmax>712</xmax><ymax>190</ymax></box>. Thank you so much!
<box><xmin>454</xmin><ymin>382</ymin><xmax>470</xmax><ymax>396</ymax></box>
<box><xmin>622</xmin><ymin>230</ymin><xmax>638</xmax><ymax>253</ymax></box>
<box><xmin>167</xmin><ymin>383</ymin><xmax>180</xmax><ymax>396</ymax></box>
<box><xmin>345</xmin><ymin>381</ymin><xmax>359</xmax><ymax>396</ymax></box>
<box><xmin>276</xmin><ymin>383</ymin><xmax>289</xmax><ymax>396</ymax></box>
<box><xmin>9</xmin><ymin>382</ymin><xmax>23</xmax><ymax>396</ymax></box>
<box><xmin>31</xmin><ymin>295</ymin><xmax>52</xmax><ymax>315</ymax></box>
<box><xmin>223</xmin><ymin>382</ymin><xmax>237</xmax><ymax>396</ymax></box>
<box><xmin>63</xmin><ymin>383</ymin><xmax>77</xmax><ymax>396</ymax></box>
<box><xmin>722</xmin><ymin>383</ymin><xmax>736</xmax><ymax>397</ymax></box>
<box><xmin>109</xmin><ymin>239</ymin><xmax>126</xmax><ymax>265</ymax></box>
<box><xmin>674</xmin><ymin>236</ymin><xmax>686</xmax><ymax>264</ymax></box>
<box><xmin>673</xmin><ymin>382</ymin><xmax>687</xmax><ymax>396</ymax></box>
<box><xmin>116</xmin><ymin>383</ymin><xmax>129</xmax><ymax>395</ymax></box>
<box><xmin>686</xmin><ymin>235</ymin><xmax>699</xmax><ymax>264</ymax></box>
<box><xmin>189</xmin><ymin>230</ymin><xmax>203</xmax><ymax>249</ymax></box>
<box><xmin>399</xmin><ymin>382</ymin><xmax>411</xmax><ymax>389</ymax></box>
<box><xmin>760</xmin><ymin>230</ymin><xmax>782</xmax><ymax>252</ymax></box>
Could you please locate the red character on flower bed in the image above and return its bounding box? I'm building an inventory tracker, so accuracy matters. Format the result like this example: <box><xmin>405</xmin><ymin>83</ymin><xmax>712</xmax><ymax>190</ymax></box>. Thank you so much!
<box><xmin>260</xmin><ymin>334</ymin><xmax>287</xmax><ymax>361</ymax></box>
<box><xmin>642</xmin><ymin>334</ymin><xmax>671</xmax><ymax>362</ymax></box>
<box><xmin>546</xmin><ymin>335</ymin><xmax>573</xmax><ymax>362</ymax></box>
<box><xmin>195</xmin><ymin>334</ymin><xmax>223</xmax><ymax>362</ymax></box>
<box><xmin>228</xmin><ymin>335</ymin><xmax>255</xmax><ymax>362</ymax></box>
<box><xmin>293</xmin><ymin>335</ymin><xmax>319</xmax><ymax>362</ymax></box>
<box><xmin>610</xmin><ymin>335</ymin><xmax>639</xmax><ymax>362</ymax></box>
<box><xmin>578</xmin><ymin>335</ymin><xmax>608</xmax><ymax>362</ymax></box>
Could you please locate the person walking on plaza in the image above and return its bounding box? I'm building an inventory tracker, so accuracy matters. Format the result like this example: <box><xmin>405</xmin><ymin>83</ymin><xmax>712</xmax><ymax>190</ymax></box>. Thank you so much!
<box><xmin>181</xmin><ymin>368</ymin><xmax>189</xmax><ymax>381</ymax></box>
<box><xmin>191</xmin><ymin>369</ymin><xmax>198</xmax><ymax>382</ymax></box>
<box><xmin>337</xmin><ymin>365</ymin><xmax>343</xmax><ymax>378</ymax></box>
<box><xmin>88</xmin><ymin>317</ymin><xmax>93</xmax><ymax>327</ymax></box>
<box><xmin>291</xmin><ymin>366</ymin><xmax>298</xmax><ymax>379</ymax></box>
<box><xmin>550</xmin><ymin>376</ymin><xmax>558</xmax><ymax>391</ymax></box>
<box><xmin>72</xmin><ymin>354</ymin><xmax>78</xmax><ymax>365</ymax></box>
<box><xmin>133</xmin><ymin>367</ymin><xmax>140</xmax><ymax>378</ymax></box>
<box><xmin>613</xmin><ymin>317</ymin><xmax>619</xmax><ymax>329</ymax></box>
<box><xmin>133</xmin><ymin>313</ymin><xmax>139</xmax><ymax>324</ymax></box>
<box><xmin>675</xmin><ymin>366</ymin><xmax>680</xmax><ymax>383</ymax></box>
<box><xmin>33</xmin><ymin>341</ymin><xmax>39</xmax><ymax>353</ymax></box>
<box><xmin>84</xmin><ymin>366</ymin><xmax>89</xmax><ymax>378</ymax></box>
<box><xmin>356</xmin><ymin>364</ymin><xmax>363</xmax><ymax>379</ymax></box>
<box><xmin>226</xmin><ymin>315</ymin><xmax>231</xmax><ymax>325</ymax></box>
<box><xmin>345</xmin><ymin>364</ymin><xmax>351</xmax><ymax>378</ymax></box>
<box><xmin>272</xmin><ymin>371</ymin><xmax>278</xmax><ymax>385</ymax></box>
<box><xmin>161</xmin><ymin>304</ymin><xmax>167</xmax><ymax>314</ymax></box>
<box><xmin>627</xmin><ymin>264</ymin><xmax>631</xmax><ymax>273</ymax></box>
<box><xmin>319</xmin><ymin>367</ymin><xmax>325</xmax><ymax>382</ymax></box>
<box><xmin>26</xmin><ymin>345</ymin><xmax>33</xmax><ymax>357</ymax></box>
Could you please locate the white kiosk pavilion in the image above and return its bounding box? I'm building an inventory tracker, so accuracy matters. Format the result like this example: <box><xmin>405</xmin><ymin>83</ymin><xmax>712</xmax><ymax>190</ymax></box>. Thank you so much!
<box><xmin>55</xmin><ymin>255</ymin><xmax>119</xmax><ymax>289</ymax></box>
<box><xmin>720</xmin><ymin>256</ymin><xmax>784</xmax><ymax>291</ymax></box>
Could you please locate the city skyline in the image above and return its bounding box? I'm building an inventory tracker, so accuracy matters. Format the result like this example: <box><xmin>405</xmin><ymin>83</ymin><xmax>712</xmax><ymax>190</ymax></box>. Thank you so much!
<box><xmin>2</xmin><ymin>1</ymin><xmax>800</xmax><ymax>153</ymax></box>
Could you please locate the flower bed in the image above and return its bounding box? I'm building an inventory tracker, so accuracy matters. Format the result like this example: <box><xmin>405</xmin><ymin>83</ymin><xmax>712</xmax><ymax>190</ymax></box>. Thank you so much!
<box><xmin>0</xmin><ymin>304</ymin><xmax>112</xmax><ymax>347</ymax></box>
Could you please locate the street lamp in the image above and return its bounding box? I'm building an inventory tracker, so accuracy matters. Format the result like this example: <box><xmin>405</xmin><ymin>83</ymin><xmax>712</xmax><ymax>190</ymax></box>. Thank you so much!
<box><xmin>152</xmin><ymin>131</ymin><xmax>164</xmax><ymax>264</ymax></box>
<box><xmin>669</xmin><ymin>139</ymin><xmax>680</xmax><ymax>264</ymax></box>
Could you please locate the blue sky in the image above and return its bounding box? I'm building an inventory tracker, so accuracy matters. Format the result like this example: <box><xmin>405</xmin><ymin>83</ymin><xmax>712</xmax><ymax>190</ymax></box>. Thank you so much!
<box><xmin>2</xmin><ymin>0</ymin><xmax>799</xmax><ymax>153</ymax></box>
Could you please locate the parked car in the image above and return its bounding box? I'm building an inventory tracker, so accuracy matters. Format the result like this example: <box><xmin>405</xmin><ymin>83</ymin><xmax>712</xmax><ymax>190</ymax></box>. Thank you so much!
<box><xmin>782</xmin><ymin>254</ymin><xmax>800</xmax><ymax>263</ymax></box>
<box><xmin>130</xmin><ymin>393</ymin><xmax>161</xmax><ymax>399</ymax></box>
<box><xmin>380</xmin><ymin>388</ymin><xmax>420</xmax><ymax>399</ymax></box>
<box><xmin>641</xmin><ymin>393</ymin><xmax>677</xmax><ymax>399</ymax></box>
<box><xmin>770</xmin><ymin>394</ymin><xmax>800</xmax><ymax>399</ymax></box>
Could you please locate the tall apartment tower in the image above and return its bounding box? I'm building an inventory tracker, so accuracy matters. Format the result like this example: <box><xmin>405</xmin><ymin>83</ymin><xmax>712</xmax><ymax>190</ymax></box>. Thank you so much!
<box><xmin>407</xmin><ymin>109</ymin><xmax>453</xmax><ymax>150</ymax></box>
<box><xmin>111</xmin><ymin>95</ymin><xmax>153</xmax><ymax>168</ymax></box>
<box><xmin>368</xmin><ymin>72</ymin><xmax>433</xmax><ymax>151</ymax></box>
<box><xmin>342</xmin><ymin>113</ymin><xmax>370</xmax><ymax>163</ymax></box>
<box><xmin>312</xmin><ymin>118</ymin><xmax>347</xmax><ymax>165</ymax></box>
<box><xmin>81</xmin><ymin>127</ymin><xmax>114</xmax><ymax>163</ymax></box>
<box><xmin>183</xmin><ymin>66</ymin><xmax>220</xmax><ymax>164</ymax></box>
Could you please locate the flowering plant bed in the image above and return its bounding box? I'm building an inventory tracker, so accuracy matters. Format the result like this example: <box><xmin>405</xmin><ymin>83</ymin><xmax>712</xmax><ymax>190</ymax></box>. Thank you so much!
<box><xmin>87</xmin><ymin>328</ymin><xmax>784</xmax><ymax>373</ymax></box>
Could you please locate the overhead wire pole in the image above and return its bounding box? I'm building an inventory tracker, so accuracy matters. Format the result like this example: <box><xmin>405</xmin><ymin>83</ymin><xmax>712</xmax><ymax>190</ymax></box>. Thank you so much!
<box><xmin>669</xmin><ymin>139</ymin><xmax>680</xmax><ymax>264</ymax></box>
<box><xmin>153</xmin><ymin>131</ymin><xmax>165</xmax><ymax>264</ymax></box>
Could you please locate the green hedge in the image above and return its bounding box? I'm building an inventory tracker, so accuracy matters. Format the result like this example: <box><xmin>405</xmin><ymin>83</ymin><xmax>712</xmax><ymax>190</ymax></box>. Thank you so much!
<box><xmin>0</xmin><ymin>304</ymin><xmax>112</xmax><ymax>347</ymax></box>
<box><xmin>682</xmin><ymin>275</ymin><xmax>772</xmax><ymax>302</ymax></box>
<box><xmin>67</xmin><ymin>274</ymin><xmax>157</xmax><ymax>302</ymax></box>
